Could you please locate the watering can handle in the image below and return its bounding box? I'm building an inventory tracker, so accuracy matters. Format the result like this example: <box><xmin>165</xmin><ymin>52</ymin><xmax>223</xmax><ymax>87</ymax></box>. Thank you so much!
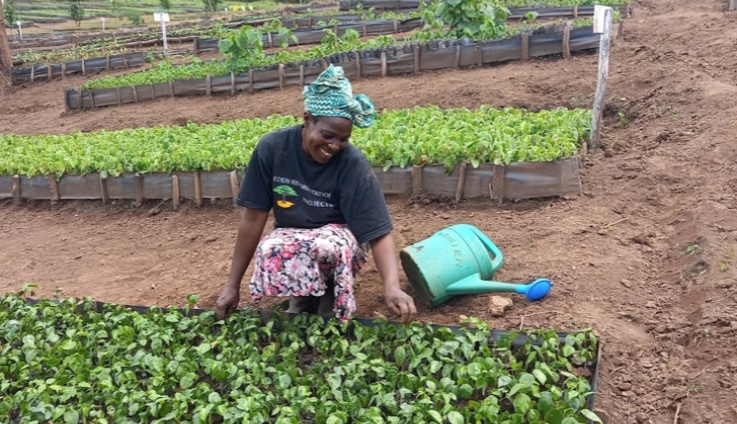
<box><xmin>468</xmin><ymin>226</ymin><xmax>504</xmax><ymax>270</ymax></box>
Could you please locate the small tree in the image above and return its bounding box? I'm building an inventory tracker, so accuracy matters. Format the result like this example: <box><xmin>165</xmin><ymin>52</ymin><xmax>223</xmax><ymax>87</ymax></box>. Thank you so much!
<box><xmin>158</xmin><ymin>0</ymin><xmax>172</xmax><ymax>12</ymax></box>
<box><xmin>68</xmin><ymin>0</ymin><xmax>86</xmax><ymax>27</ymax></box>
<box><xmin>4</xmin><ymin>0</ymin><xmax>17</xmax><ymax>33</ymax></box>
<box><xmin>202</xmin><ymin>0</ymin><xmax>223</xmax><ymax>13</ymax></box>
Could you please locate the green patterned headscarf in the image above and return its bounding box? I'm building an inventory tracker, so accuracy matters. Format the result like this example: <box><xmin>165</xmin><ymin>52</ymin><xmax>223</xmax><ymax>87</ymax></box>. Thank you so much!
<box><xmin>302</xmin><ymin>65</ymin><xmax>376</xmax><ymax>129</ymax></box>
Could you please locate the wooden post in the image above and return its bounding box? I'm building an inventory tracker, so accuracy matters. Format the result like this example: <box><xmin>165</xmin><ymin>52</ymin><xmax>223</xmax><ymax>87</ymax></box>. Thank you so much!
<box><xmin>730</xmin><ymin>0</ymin><xmax>736</xmax><ymax>11</ymax></box>
<box><xmin>380</xmin><ymin>51</ymin><xmax>387</xmax><ymax>77</ymax></box>
<box><xmin>100</xmin><ymin>174</ymin><xmax>109</xmax><ymax>204</ymax></box>
<box><xmin>47</xmin><ymin>174</ymin><xmax>60</xmax><ymax>202</ymax></box>
<box><xmin>172</xmin><ymin>175</ymin><xmax>180</xmax><ymax>211</ymax></box>
<box><xmin>278</xmin><ymin>63</ymin><xmax>285</xmax><ymax>89</ymax></box>
<box><xmin>135</xmin><ymin>173</ymin><xmax>144</xmax><ymax>206</ymax></box>
<box><xmin>414</xmin><ymin>46</ymin><xmax>420</xmax><ymax>73</ymax></box>
<box><xmin>194</xmin><ymin>171</ymin><xmax>202</xmax><ymax>207</ymax></box>
<box><xmin>30</xmin><ymin>65</ymin><xmax>35</xmax><ymax>82</ymax></box>
<box><xmin>562</xmin><ymin>22</ymin><xmax>571</xmax><ymax>59</ymax></box>
<box><xmin>521</xmin><ymin>32</ymin><xmax>530</xmax><ymax>61</ymax></box>
<box><xmin>355</xmin><ymin>54</ymin><xmax>362</xmax><ymax>79</ymax></box>
<box><xmin>589</xmin><ymin>7</ymin><xmax>613</xmax><ymax>151</ymax></box>
<box><xmin>411</xmin><ymin>165</ymin><xmax>423</xmax><ymax>195</ymax></box>
<box><xmin>491</xmin><ymin>164</ymin><xmax>505</xmax><ymax>204</ymax></box>
<box><xmin>299</xmin><ymin>64</ymin><xmax>305</xmax><ymax>86</ymax></box>
<box><xmin>229</xmin><ymin>170</ymin><xmax>240</xmax><ymax>206</ymax></box>
<box><xmin>81</xmin><ymin>58</ymin><xmax>86</xmax><ymax>76</ymax></box>
<box><xmin>12</xmin><ymin>175</ymin><xmax>20</xmax><ymax>205</ymax></box>
<box><xmin>249</xmin><ymin>69</ymin><xmax>254</xmax><ymax>94</ymax></box>
<box><xmin>454</xmin><ymin>45</ymin><xmax>461</xmax><ymax>68</ymax></box>
<box><xmin>205</xmin><ymin>75</ymin><xmax>212</xmax><ymax>96</ymax></box>
<box><xmin>454</xmin><ymin>162</ymin><xmax>468</xmax><ymax>203</ymax></box>
<box><xmin>61</xmin><ymin>62</ymin><xmax>67</xmax><ymax>79</ymax></box>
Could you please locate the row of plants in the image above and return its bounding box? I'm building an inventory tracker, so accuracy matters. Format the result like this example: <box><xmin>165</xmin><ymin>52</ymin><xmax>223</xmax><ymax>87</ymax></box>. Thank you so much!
<box><xmin>78</xmin><ymin>12</ymin><xmax>613</xmax><ymax>91</ymax></box>
<box><xmin>0</xmin><ymin>287</ymin><xmax>603</xmax><ymax>423</ymax></box>
<box><xmin>0</xmin><ymin>105</ymin><xmax>590</xmax><ymax>178</ymax></box>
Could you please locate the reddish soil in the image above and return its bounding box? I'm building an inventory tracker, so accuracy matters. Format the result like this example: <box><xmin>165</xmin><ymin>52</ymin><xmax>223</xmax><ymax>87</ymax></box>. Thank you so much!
<box><xmin>3</xmin><ymin>0</ymin><xmax>737</xmax><ymax>422</ymax></box>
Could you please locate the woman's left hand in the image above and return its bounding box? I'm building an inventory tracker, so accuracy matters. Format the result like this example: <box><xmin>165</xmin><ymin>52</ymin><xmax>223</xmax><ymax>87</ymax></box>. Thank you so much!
<box><xmin>385</xmin><ymin>286</ymin><xmax>417</xmax><ymax>324</ymax></box>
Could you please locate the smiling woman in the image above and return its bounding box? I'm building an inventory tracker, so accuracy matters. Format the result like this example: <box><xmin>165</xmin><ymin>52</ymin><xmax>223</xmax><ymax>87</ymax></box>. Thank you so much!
<box><xmin>215</xmin><ymin>65</ymin><xmax>418</xmax><ymax>325</ymax></box>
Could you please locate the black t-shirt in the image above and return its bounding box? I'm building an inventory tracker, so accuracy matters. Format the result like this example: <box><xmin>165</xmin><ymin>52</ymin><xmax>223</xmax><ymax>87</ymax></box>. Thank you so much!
<box><xmin>236</xmin><ymin>124</ymin><xmax>393</xmax><ymax>244</ymax></box>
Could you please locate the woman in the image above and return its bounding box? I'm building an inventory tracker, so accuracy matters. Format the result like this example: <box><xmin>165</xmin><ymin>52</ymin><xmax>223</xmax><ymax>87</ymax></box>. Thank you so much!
<box><xmin>215</xmin><ymin>65</ymin><xmax>417</xmax><ymax>324</ymax></box>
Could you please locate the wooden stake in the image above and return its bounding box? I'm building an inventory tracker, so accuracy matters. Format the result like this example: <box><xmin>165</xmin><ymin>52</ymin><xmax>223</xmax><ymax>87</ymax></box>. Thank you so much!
<box><xmin>491</xmin><ymin>164</ymin><xmax>505</xmax><ymax>204</ymax></box>
<box><xmin>267</xmin><ymin>31</ymin><xmax>273</xmax><ymax>48</ymax></box>
<box><xmin>47</xmin><ymin>63</ymin><xmax>52</xmax><ymax>81</ymax></box>
<box><xmin>61</xmin><ymin>62</ymin><xmax>67</xmax><ymax>79</ymax></box>
<box><xmin>132</xmin><ymin>85</ymin><xmax>139</xmax><ymax>103</ymax></box>
<box><xmin>12</xmin><ymin>175</ymin><xmax>20</xmax><ymax>205</ymax></box>
<box><xmin>278</xmin><ymin>63</ymin><xmax>285</xmax><ymax>89</ymax></box>
<box><xmin>562</xmin><ymin>22</ymin><xmax>572</xmax><ymax>59</ymax></box>
<box><xmin>380</xmin><ymin>51</ymin><xmax>387</xmax><ymax>77</ymax></box>
<box><xmin>82</xmin><ymin>58</ymin><xmax>87</xmax><ymax>76</ymax></box>
<box><xmin>135</xmin><ymin>173</ymin><xmax>144</xmax><ymax>206</ymax></box>
<box><xmin>299</xmin><ymin>64</ymin><xmax>305</xmax><ymax>86</ymax></box>
<box><xmin>476</xmin><ymin>45</ymin><xmax>482</xmax><ymax>67</ymax></box>
<box><xmin>229</xmin><ymin>170</ymin><xmax>240</xmax><ymax>205</ymax></box>
<box><xmin>105</xmin><ymin>55</ymin><xmax>111</xmax><ymax>70</ymax></box>
<box><xmin>151</xmin><ymin>84</ymin><xmax>156</xmax><ymax>101</ymax></box>
<box><xmin>249</xmin><ymin>69</ymin><xmax>254</xmax><ymax>94</ymax></box>
<box><xmin>77</xmin><ymin>90</ymin><xmax>82</xmax><ymax>110</ymax></box>
<box><xmin>170</xmin><ymin>81</ymin><xmax>175</xmax><ymax>98</ymax></box>
<box><xmin>411</xmin><ymin>165</ymin><xmax>423</xmax><ymax>195</ymax></box>
<box><xmin>454</xmin><ymin>45</ymin><xmax>461</xmax><ymax>68</ymax></box>
<box><xmin>521</xmin><ymin>33</ymin><xmax>530</xmax><ymax>61</ymax></box>
<box><xmin>47</xmin><ymin>174</ymin><xmax>60</xmax><ymax>202</ymax></box>
<box><xmin>230</xmin><ymin>72</ymin><xmax>235</xmax><ymax>95</ymax></box>
<box><xmin>172</xmin><ymin>175</ymin><xmax>180</xmax><ymax>211</ymax></box>
<box><xmin>100</xmin><ymin>174</ymin><xmax>109</xmax><ymax>204</ymax></box>
<box><xmin>123</xmin><ymin>55</ymin><xmax>129</xmax><ymax>69</ymax></box>
<box><xmin>393</xmin><ymin>19</ymin><xmax>398</xmax><ymax>33</ymax></box>
<box><xmin>89</xmin><ymin>90</ymin><xmax>96</xmax><ymax>109</ymax></box>
<box><xmin>205</xmin><ymin>75</ymin><xmax>212</xmax><ymax>96</ymax></box>
<box><xmin>573</xmin><ymin>4</ymin><xmax>578</xmax><ymax>18</ymax></box>
<box><xmin>117</xmin><ymin>87</ymin><xmax>122</xmax><ymax>106</ymax></box>
<box><xmin>362</xmin><ymin>23</ymin><xmax>367</xmax><ymax>37</ymax></box>
<box><xmin>589</xmin><ymin>7</ymin><xmax>613</xmax><ymax>150</ymax></box>
<box><xmin>454</xmin><ymin>162</ymin><xmax>468</xmax><ymax>202</ymax></box>
<box><xmin>618</xmin><ymin>20</ymin><xmax>624</xmax><ymax>38</ymax></box>
<box><xmin>355</xmin><ymin>54</ymin><xmax>362</xmax><ymax>79</ymax></box>
<box><xmin>194</xmin><ymin>171</ymin><xmax>202</xmax><ymax>207</ymax></box>
<box><xmin>30</xmin><ymin>65</ymin><xmax>35</xmax><ymax>82</ymax></box>
<box><xmin>413</xmin><ymin>46</ymin><xmax>420</xmax><ymax>73</ymax></box>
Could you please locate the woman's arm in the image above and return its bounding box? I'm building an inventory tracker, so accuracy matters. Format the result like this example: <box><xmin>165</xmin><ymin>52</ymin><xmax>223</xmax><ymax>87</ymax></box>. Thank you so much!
<box><xmin>216</xmin><ymin>208</ymin><xmax>269</xmax><ymax>320</ymax></box>
<box><xmin>370</xmin><ymin>232</ymin><xmax>417</xmax><ymax>324</ymax></box>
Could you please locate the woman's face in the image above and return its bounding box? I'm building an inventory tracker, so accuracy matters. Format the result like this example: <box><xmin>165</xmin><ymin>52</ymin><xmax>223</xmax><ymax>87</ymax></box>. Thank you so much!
<box><xmin>301</xmin><ymin>113</ymin><xmax>353</xmax><ymax>164</ymax></box>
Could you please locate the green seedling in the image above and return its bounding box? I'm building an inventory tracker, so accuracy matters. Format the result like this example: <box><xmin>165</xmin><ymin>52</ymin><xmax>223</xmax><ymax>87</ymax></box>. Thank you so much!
<box><xmin>0</xmin><ymin>290</ymin><xmax>603</xmax><ymax>423</ymax></box>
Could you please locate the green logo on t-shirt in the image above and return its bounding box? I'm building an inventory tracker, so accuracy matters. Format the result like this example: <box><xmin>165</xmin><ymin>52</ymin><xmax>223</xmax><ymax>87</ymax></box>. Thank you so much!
<box><xmin>273</xmin><ymin>185</ymin><xmax>298</xmax><ymax>209</ymax></box>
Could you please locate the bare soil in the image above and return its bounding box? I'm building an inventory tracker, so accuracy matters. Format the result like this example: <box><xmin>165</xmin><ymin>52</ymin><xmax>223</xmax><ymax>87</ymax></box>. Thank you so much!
<box><xmin>3</xmin><ymin>0</ymin><xmax>737</xmax><ymax>422</ymax></box>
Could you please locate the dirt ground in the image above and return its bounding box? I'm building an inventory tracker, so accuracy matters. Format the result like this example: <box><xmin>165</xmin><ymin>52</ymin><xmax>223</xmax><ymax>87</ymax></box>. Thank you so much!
<box><xmin>3</xmin><ymin>0</ymin><xmax>737</xmax><ymax>422</ymax></box>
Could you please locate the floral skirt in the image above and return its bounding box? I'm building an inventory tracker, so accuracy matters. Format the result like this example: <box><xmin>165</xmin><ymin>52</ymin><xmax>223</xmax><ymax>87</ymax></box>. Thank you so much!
<box><xmin>250</xmin><ymin>223</ymin><xmax>369</xmax><ymax>321</ymax></box>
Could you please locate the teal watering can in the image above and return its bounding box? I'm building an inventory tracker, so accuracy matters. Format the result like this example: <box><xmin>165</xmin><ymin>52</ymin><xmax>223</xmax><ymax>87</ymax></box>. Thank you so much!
<box><xmin>399</xmin><ymin>224</ymin><xmax>551</xmax><ymax>307</ymax></box>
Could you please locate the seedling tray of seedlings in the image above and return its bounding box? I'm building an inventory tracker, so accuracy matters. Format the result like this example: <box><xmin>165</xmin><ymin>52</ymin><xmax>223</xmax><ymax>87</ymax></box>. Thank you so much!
<box><xmin>3</xmin><ymin>293</ymin><xmax>603</xmax><ymax>423</ymax></box>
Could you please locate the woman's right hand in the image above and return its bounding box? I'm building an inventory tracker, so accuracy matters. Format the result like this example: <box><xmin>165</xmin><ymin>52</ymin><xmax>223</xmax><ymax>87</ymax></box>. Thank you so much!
<box><xmin>215</xmin><ymin>284</ymin><xmax>240</xmax><ymax>321</ymax></box>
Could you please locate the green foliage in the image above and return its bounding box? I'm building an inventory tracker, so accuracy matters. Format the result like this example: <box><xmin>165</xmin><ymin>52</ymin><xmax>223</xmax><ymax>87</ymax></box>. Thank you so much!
<box><xmin>433</xmin><ymin>0</ymin><xmax>511</xmax><ymax>40</ymax></box>
<box><xmin>67</xmin><ymin>0</ymin><xmax>85</xmax><ymax>27</ymax></box>
<box><xmin>123</xmin><ymin>9</ymin><xmax>143</xmax><ymax>25</ymax></box>
<box><xmin>3</xmin><ymin>0</ymin><xmax>18</xmax><ymax>28</ymax></box>
<box><xmin>218</xmin><ymin>25</ymin><xmax>267</xmax><ymax>73</ymax></box>
<box><xmin>0</xmin><ymin>291</ymin><xmax>603</xmax><ymax>423</ymax></box>
<box><xmin>79</xmin><ymin>14</ymin><xmax>605</xmax><ymax>90</ymax></box>
<box><xmin>159</xmin><ymin>0</ymin><xmax>172</xmax><ymax>11</ymax></box>
<box><xmin>0</xmin><ymin>105</ymin><xmax>591</xmax><ymax>178</ymax></box>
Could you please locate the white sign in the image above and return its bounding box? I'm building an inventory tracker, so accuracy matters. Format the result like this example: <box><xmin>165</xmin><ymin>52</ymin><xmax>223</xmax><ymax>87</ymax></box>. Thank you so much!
<box><xmin>101</xmin><ymin>17</ymin><xmax>106</xmax><ymax>31</ymax></box>
<box><xmin>153</xmin><ymin>12</ymin><xmax>170</xmax><ymax>22</ymax></box>
<box><xmin>593</xmin><ymin>5</ymin><xmax>611</xmax><ymax>34</ymax></box>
